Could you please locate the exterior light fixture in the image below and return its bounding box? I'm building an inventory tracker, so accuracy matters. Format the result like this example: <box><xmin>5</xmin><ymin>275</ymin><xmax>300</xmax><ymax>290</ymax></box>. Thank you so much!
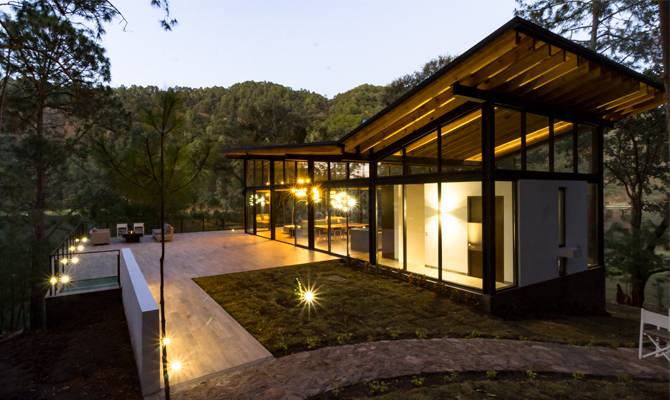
<box><xmin>303</xmin><ymin>291</ymin><xmax>314</xmax><ymax>304</ymax></box>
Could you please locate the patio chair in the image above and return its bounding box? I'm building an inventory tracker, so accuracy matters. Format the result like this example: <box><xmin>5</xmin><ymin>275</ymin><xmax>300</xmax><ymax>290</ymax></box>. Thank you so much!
<box><xmin>117</xmin><ymin>223</ymin><xmax>128</xmax><ymax>237</ymax></box>
<box><xmin>89</xmin><ymin>227</ymin><xmax>110</xmax><ymax>245</ymax></box>
<box><xmin>639</xmin><ymin>308</ymin><xmax>670</xmax><ymax>362</ymax></box>
<box><xmin>152</xmin><ymin>224</ymin><xmax>174</xmax><ymax>242</ymax></box>
<box><xmin>134</xmin><ymin>222</ymin><xmax>145</xmax><ymax>236</ymax></box>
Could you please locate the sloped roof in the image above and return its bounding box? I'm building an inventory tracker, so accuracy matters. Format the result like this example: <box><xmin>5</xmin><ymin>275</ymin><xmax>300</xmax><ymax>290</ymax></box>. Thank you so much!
<box><xmin>220</xmin><ymin>16</ymin><xmax>665</xmax><ymax>159</ymax></box>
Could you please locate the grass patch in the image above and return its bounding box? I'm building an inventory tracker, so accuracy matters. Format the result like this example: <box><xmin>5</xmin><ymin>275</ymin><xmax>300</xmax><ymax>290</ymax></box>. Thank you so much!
<box><xmin>307</xmin><ymin>372</ymin><xmax>666</xmax><ymax>400</ymax></box>
<box><xmin>194</xmin><ymin>260</ymin><xmax>641</xmax><ymax>356</ymax></box>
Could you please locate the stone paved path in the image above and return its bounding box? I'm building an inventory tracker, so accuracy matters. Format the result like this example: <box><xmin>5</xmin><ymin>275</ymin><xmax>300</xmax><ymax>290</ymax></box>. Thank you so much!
<box><xmin>171</xmin><ymin>338</ymin><xmax>669</xmax><ymax>399</ymax></box>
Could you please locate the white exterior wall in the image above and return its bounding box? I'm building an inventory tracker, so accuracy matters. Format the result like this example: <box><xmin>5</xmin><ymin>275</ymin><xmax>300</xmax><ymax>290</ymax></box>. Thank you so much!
<box><xmin>120</xmin><ymin>248</ymin><xmax>160</xmax><ymax>396</ymax></box>
<box><xmin>517</xmin><ymin>180</ymin><xmax>588</xmax><ymax>287</ymax></box>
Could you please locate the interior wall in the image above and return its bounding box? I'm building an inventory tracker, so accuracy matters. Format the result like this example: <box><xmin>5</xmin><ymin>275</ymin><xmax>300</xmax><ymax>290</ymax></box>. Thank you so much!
<box><xmin>406</xmin><ymin>185</ymin><xmax>426</xmax><ymax>267</ymax></box>
<box><xmin>440</xmin><ymin>181</ymin><xmax>482</xmax><ymax>275</ymax></box>
<box><xmin>517</xmin><ymin>180</ymin><xmax>588</xmax><ymax>287</ymax></box>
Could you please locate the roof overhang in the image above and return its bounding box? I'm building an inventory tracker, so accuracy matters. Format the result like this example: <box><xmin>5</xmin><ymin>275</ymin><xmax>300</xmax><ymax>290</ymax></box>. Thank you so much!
<box><xmin>219</xmin><ymin>141</ymin><xmax>342</xmax><ymax>158</ymax></box>
<box><xmin>220</xmin><ymin>17</ymin><xmax>665</xmax><ymax>159</ymax></box>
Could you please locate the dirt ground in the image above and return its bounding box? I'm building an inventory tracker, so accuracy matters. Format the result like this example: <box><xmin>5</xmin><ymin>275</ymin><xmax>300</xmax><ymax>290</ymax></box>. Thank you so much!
<box><xmin>0</xmin><ymin>291</ymin><xmax>142</xmax><ymax>400</ymax></box>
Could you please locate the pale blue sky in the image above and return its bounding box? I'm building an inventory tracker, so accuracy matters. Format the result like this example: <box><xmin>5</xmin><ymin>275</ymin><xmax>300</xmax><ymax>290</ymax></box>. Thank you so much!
<box><xmin>102</xmin><ymin>0</ymin><xmax>518</xmax><ymax>97</ymax></box>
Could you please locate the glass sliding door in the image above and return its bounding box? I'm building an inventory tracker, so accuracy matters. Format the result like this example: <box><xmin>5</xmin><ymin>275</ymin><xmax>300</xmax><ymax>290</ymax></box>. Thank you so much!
<box><xmin>328</xmin><ymin>187</ymin><xmax>349</xmax><ymax>256</ymax></box>
<box><xmin>245</xmin><ymin>191</ymin><xmax>254</xmax><ymax>234</ymax></box>
<box><xmin>314</xmin><ymin>187</ymin><xmax>328</xmax><ymax>251</ymax></box>
<box><xmin>377</xmin><ymin>184</ymin><xmax>403</xmax><ymax>269</ymax></box>
<box><xmin>274</xmin><ymin>189</ymin><xmax>294</xmax><ymax>244</ymax></box>
<box><xmin>255</xmin><ymin>190</ymin><xmax>271</xmax><ymax>238</ymax></box>
<box><xmin>295</xmin><ymin>192</ymin><xmax>309</xmax><ymax>247</ymax></box>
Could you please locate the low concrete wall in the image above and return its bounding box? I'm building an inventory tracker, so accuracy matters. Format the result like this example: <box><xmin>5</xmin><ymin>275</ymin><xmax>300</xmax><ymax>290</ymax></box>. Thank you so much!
<box><xmin>120</xmin><ymin>248</ymin><xmax>160</xmax><ymax>396</ymax></box>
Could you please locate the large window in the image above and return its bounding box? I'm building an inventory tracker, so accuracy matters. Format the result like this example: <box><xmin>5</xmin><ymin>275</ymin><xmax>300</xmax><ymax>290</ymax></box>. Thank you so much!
<box><xmin>406</xmin><ymin>130</ymin><xmax>439</xmax><ymax>174</ymax></box>
<box><xmin>314</xmin><ymin>187</ymin><xmax>328</xmax><ymax>251</ymax></box>
<box><xmin>377</xmin><ymin>184</ymin><xmax>403</xmax><ymax>269</ymax></box>
<box><xmin>526</xmin><ymin>114</ymin><xmax>550</xmax><ymax>172</ymax></box>
<box><xmin>377</xmin><ymin>153</ymin><xmax>403</xmax><ymax>177</ymax></box>
<box><xmin>274</xmin><ymin>161</ymin><xmax>285</xmax><ymax>185</ymax></box>
<box><xmin>578</xmin><ymin>125</ymin><xmax>597</xmax><ymax>174</ymax></box>
<box><xmin>245</xmin><ymin>191</ymin><xmax>254</xmax><ymax>233</ymax></box>
<box><xmin>494</xmin><ymin>107</ymin><xmax>522</xmax><ymax>170</ymax></box>
<box><xmin>554</xmin><ymin>120</ymin><xmax>574</xmax><ymax>173</ymax></box>
<box><xmin>405</xmin><ymin>183</ymin><xmax>438</xmax><ymax>279</ymax></box>
<box><xmin>441</xmin><ymin>109</ymin><xmax>482</xmax><ymax>171</ymax></box>
<box><xmin>347</xmin><ymin>188</ymin><xmax>370</xmax><ymax>260</ymax></box>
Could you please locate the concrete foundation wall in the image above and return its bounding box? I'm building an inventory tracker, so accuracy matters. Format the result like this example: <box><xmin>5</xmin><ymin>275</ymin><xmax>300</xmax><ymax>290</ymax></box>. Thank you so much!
<box><xmin>120</xmin><ymin>248</ymin><xmax>160</xmax><ymax>396</ymax></box>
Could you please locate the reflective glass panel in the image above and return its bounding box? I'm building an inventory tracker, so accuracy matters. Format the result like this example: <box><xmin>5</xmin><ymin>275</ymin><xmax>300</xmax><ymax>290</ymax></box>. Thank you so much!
<box><xmin>314</xmin><ymin>162</ymin><xmax>328</xmax><ymax>181</ymax></box>
<box><xmin>406</xmin><ymin>130</ymin><xmax>438</xmax><ymax>174</ymax></box>
<box><xmin>441</xmin><ymin>109</ymin><xmax>482</xmax><ymax>171</ymax></box>
<box><xmin>526</xmin><ymin>114</ymin><xmax>550</xmax><ymax>172</ymax></box>
<box><xmin>554</xmin><ymin>120</ymin><xmax>574</xmax><ymax>173</ymax></box>
<box><xmin>494</xmin><ymin>108</ymin><xmax>522</xmax><ymax>170</ymax></box>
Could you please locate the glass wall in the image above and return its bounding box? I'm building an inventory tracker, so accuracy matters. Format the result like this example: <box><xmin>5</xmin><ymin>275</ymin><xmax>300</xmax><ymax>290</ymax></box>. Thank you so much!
<box><xmin>255</xmin><ymin>190</ymin><xmax>271</xmax><ymax>238</ymax></box>
<box><xmin>328</xmin><ymin>187</ymin><xmax>350</xmax><ymax>256</ymax></box>
<box><xmin>406</xmin><ymin>130</ymin><xmax>439</xmax><ymax>174</ymax></box>
<box><xmin>273</xmin><ymin>189</ymin><xmax>294</xmax><ymax>244</ymax></box>
<box><xmin>377</xmin><ymin>153</ymin><xmax>403</xmax><ymax>177</ymax></box>
<box><xmin>314</xmin><ymin>162</ymin><xmax>328</xmax><ymax>182</ymax></box>
<box><xmin>330</xmin><ymin>162</ymin><xmax>347</xmax><ymax>180</ymax></box>
<box><xmin>377</xmin><ymin>184</ymin><xmax>403</xmax><ymax>269</ymax></box>
<box><xmin>274</xmin><ymin>161</ymin><xmax>285</xmax><ymax>185</ymax></box>
<box><xmin>405</xmin><ymin>183</ymin><xmax>439</xmax><ymax>279</ymax></box>
<box><xmin>349</xmin><ymin>163</ymin><xmax>370</xmax><ymax>179</ymax></box>
<box><xmin>494</xmin><ymin>107</ymin><xmax>522</xmax><ymax>170</ymax></box>
<box><xmin>245</xmin><ymin>191</ymin><xmax>254</xmax><ymax>233</ymax></box>
<box><xmin>295</xmin><ymin>189</ymin><xmax>309</xmax><ymax>247</ymax></box>
<box><xmin>554</xmin><ymin>120</ymin><xmax>574</xmax><ymax>173</ymax></box>
<box><xmin>297</xmin><ymin>161</ymin><xmax>309</xmax><ymax>182</ymax></box>
<box><xmin>578</xmin><ymin>125</ymin><xmax>597</xmax><ymax>174</ymax></box>
<box><xmin>314</xmin><ymin>187</ymin><xmax>328</xmax><ymax>251</ymax></box>
<box><xmin>526</xmin><ymin>114</ymin><xmax>550</xmax><ymax>172</ymax></box>
<box><xmin>441</xmin><ymin>109</ymin><xmax>482</xmax><ymax>170</ymax></box>
<box><xmin>286</xmin><ymin>161</ymin><xmax>296</xmax><ymax>184</ymax></box>
<box><xmin>347</xmin><ymin>187</ymin><xmax>370</xmax><ymax>260</ymax></box>
<box><xmin>587</xmin><ymin>183</ymin><xmax>599</xmax><ymax>266</ymax></box>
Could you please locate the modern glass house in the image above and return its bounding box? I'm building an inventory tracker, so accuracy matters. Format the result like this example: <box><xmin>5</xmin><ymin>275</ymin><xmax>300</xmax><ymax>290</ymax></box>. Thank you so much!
<box><xmin>220</xmin><ymin>17</ymin><xmax>666</xmax><ymax>315</ymax></box>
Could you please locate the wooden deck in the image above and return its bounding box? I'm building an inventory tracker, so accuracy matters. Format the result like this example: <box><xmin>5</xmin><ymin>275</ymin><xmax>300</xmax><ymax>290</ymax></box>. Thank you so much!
<box><xmin>85</xmin><ymin>230</ymin><xmax>337</xmax><ymax>386</ymax></box>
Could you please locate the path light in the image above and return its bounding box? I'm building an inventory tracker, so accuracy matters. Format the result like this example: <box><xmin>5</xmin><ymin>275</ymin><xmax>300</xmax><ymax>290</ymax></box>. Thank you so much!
<box><xmin>303</xmin><ymin>291</ymin><xmax>314</xmax><ymax>304</ymax></box>
<box><xmin>50</xmin><ymin>277</ymin><xmax>57</xmax><ymax>285</ymax></box>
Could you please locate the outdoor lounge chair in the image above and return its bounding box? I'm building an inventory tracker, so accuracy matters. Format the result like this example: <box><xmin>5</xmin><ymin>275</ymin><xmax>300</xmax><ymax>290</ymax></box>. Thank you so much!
<box><xmin>89</xmin><ymin>227</ymin><xmax>110</xmax><ymax>245</ymax></box>
<box><xmin>639</xmin><ymin>308</ymin><xmax>670</xmax><ymax>362</ymax></box>
<box><xmin>152</xmin><ymin>224</ymin><xmax>174</xmax><ymax>242</ymax></box>
<box><xmin>117</xmin><ymin>223</ymin><xmax>128</xmax><ymax>237</ymax></box>
<box><xmin>133</xmin><ymin>222</ymin><xmax>144</xmax><ymax>236</ymax></box>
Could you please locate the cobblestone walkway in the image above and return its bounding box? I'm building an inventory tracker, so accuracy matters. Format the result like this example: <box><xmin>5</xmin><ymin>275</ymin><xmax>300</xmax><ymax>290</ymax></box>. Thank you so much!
<box><xmin>170</xmin><ymin>338</ymin><xmax>669</xmax><ymax>400</ymax></box>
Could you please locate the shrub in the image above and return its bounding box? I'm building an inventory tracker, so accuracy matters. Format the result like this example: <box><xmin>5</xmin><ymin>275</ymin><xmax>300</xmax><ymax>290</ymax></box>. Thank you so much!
<box><xmin>411</xmin><ymin>376</ymin><xmax>425</xmax><ymax>387</ymax></box>
<box><xmin>415</xmin><ymin>329</ymin><xmax>428</xmax><ymax>339</ymax></box>
<box><xmin>526</xmin><ymin>370</ymin><xmax>537</xmax><ymax>379</ymax></box>
<box><xmin>336</xmin><ymin>333</ymin><xmax>352</xmax><ymax>345</ymax></box>
<box><xmin>486</xmin><ymin>370</ymin><xmax>497</xmax><ymax>380</ymax></box>
<box><xmin>572</xmin><ymin>371</ymin><xmax>585</xmax><ymax>381</ymax></box>
<box><xmin>617</xmin><ymin>374</ymin><xmax>630</xmax><ymax>383</ymax></box>
<box><xmin>465</xmin><ymin>330</ymin><xmax>481</xmax><ymax>339</ymax></box>
<box><xmin>306</xmin><ymin>337</ymin><xmax>321</xmax><ymax>349</ymax></box>
<box><xmin>444</xmin><ymin>371</ymin><xmax>459</xmax><ymax>383</ymax></box>
<box><xmin>365</xmin><ymin>380</ymin><xmax>388</xmax><ymax>395</ymax></box>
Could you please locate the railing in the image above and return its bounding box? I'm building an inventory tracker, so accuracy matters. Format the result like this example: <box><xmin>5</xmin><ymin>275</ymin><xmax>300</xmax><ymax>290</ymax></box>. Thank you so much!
<box><xmin>91</xmin><ymin>213</ymin><xmax>244</xmax><ymax>237</ymax></box>
<box><xmin>47</xmin><ymin>222</ymin><xmax>121</xmax><ymax>297</ymax></box>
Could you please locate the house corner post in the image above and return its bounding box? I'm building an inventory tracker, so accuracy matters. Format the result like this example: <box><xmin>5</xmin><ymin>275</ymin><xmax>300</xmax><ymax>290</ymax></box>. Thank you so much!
<box><xmin>482</xmin><ymin>101</ymin><xmax>496</xmax><ymax>296</ymax></box>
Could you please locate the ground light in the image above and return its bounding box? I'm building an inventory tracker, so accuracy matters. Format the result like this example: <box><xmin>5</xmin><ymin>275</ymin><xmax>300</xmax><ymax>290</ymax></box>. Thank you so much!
<box><xmin>303</xmin><ymin>290</ymin><xmax>315</xmax><ymax>304</ymax></box>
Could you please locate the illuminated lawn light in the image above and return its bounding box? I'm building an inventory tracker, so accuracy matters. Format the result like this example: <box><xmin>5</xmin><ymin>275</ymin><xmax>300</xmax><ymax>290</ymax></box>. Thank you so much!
<box><xmin>61</xmin><ymin>275</ymin><xmax>70</xmax><ymax>283</ymax></box>
<box><xmin>71</xmin><ymin>257</ymin><xmax>79</xmax><ymax>264</ymax></box>
<box><xmin>303</xmin><ymin>291</ymin><xmax>315</xmax><ymax>304</ymax></box>
<box><xmin>50</xmin><ymin>277</ymin><xmax>57</xmax><ymax>285</ymax></box>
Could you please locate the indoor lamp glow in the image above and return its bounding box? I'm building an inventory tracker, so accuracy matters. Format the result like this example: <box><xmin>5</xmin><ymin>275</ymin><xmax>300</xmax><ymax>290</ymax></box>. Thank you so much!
<box><xmin>72</xmin><ymin>257</ymin><xmax>79</xmax><ymax>264</ymax></box>
<box><xmin>77</xmin><ymin>245</ymin><xmax>84</xmax><ymax>251</ymax></box>
<box><xmin>171</xmin><ymin>361</ymin><xmax>182</xmax><ymax>372</ymax></box>
<box><xmin>61</xmin><ymin>275</ymin><xmax>70</xmax><ymax>283</ymax></box>
<box><xmin>50</xmin><ymin>277</ymin><xmax>57</xmax><ymax>285</ymax></box>
<box><xmin>69</xmin><ymin>246</ymin><xmax>75</xmax><ymax>251</ymax></box>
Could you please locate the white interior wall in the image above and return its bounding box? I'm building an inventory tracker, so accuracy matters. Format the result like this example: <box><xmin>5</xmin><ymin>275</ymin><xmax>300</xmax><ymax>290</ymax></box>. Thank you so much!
<box><xmin>440</xmin><ymin>181</ymin><xmax>482</xmax><ymax>274</ymax></box>
<box><xmin>517</xmin><ymin>180</ymin><xmax>588</xmax><ymax>287</ymax></box>
<box><xmin>424</xmin><ymin>184</ymin><xmax>439</xmax><ymax>268</ymax></box>
<box><xmin>406</xmin><ymin>185</ymin><xmax>426</xmax><ymax>267</ymax></box>
<box><xmin>394</xmin><ymin>185</ymin><xmax>403</xmax><ymax>261</ymax></box>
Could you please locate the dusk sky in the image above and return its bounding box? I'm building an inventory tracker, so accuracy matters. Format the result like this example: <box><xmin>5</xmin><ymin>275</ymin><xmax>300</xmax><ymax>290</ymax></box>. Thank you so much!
<box><xmin>102</xmin><ymin>0</ymin><xmax>518</xmax><ymax>97</ymax></box>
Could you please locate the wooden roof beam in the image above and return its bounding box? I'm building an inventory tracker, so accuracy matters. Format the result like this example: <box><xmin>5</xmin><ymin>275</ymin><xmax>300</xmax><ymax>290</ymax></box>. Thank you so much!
<box><xmin>493</xmin><ymin>49</ymin><xmax>571</xmax><ymax>93</ymax></box>
<box><xmin>477</xmin><ymin>43</ymin><xmax>553</xmax><ymax>90</ymax></box>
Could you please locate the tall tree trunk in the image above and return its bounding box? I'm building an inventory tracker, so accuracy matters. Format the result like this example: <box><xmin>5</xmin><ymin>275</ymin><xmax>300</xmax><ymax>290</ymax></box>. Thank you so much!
<box><xmin>589</xmin><ymin>0</ymin><xmax>601</xmax><ymax>50</ymax></box>
<box><xmin>658</xmin><ymin>0</ymin><xmax>670</xmax><ymax>311</ymax></box>
<box><xmin>29</xmin><ymin>95</ymin><xmax>46</xmax><ymax>331</ymax></box>
<box><xmin>160</xmin><ymin>128</ymin><xmax>170</xmax><ymax>399</ymax></box>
